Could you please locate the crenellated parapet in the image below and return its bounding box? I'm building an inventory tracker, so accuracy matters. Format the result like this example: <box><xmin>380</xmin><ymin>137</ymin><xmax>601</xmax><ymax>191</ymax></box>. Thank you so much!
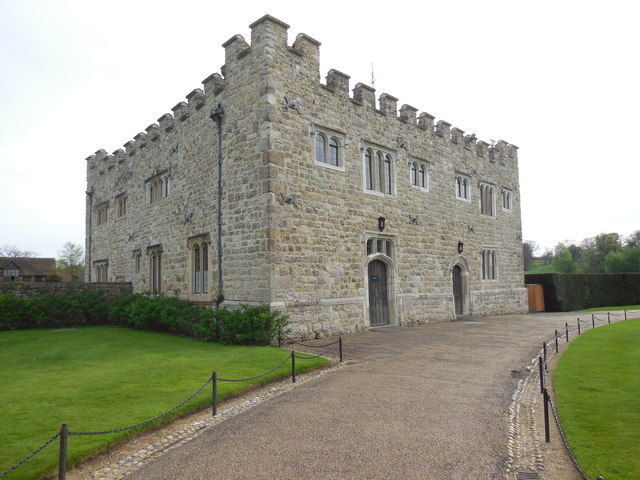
<box><xmin>86</xmin><ymin>13</ymin><xmax>518</xmax><ymax>172</ymax></box>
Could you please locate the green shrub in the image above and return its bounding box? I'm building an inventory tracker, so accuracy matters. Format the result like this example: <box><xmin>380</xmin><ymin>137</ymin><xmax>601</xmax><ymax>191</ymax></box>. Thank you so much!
<box><xmin>0</xmin><ymin>292</ymin><xmax>290</xmax><ymax>346</ymax></box>
<box><xmin>0</xmin><ymin>295</ymin><xmax>44</xmax><ymax>329</ymax></box>
<box><xmin>218</xmin><ymin>304</ymin><xmax>289</xmax><ymax>345</ymax></box>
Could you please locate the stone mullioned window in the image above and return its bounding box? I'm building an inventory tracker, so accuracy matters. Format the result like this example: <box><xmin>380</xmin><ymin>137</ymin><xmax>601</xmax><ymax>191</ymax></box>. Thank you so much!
<box><xmin>479</xmin><ymin>183</ymin><xmax>496</xmax><ymax>216</ymax></box>
<box><xmin>363</xmin><ymin>146</ymin><xmax>394</xmax><ymax>196</ymax></box>
<box><xmin>481</xmin><ymin>248</ymin><xmax>497</xmax><ymax>280</ymax></box>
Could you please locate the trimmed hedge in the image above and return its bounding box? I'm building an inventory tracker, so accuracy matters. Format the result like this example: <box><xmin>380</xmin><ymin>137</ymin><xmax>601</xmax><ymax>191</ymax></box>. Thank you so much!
<box><xmin>0</xmin><ymin>292</ymin><xmax>289</xmax><ymax>345</ymax></box>
<box><xmin>525</xmin><ymin>273</ymin><xmax>640</xmax><ymax>311</ymax></box>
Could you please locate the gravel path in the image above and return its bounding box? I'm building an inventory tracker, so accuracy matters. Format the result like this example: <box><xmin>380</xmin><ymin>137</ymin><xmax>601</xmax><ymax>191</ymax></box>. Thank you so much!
<box><xmin>69</xmin><ymin>312</ymin><xmax>592</xmax><ymax>480</ymax></box>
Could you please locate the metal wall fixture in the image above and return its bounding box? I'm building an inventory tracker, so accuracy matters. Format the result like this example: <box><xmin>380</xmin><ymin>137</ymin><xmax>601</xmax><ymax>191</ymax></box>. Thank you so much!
<box><xmin>378</xmin><ymin>216</ymin><xmax>386</xmax><ymax>231</ymax></box>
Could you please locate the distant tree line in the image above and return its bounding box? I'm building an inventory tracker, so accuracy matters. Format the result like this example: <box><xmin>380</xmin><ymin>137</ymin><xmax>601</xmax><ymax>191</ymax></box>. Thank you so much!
<box><xmin>524</xmin><ymin>230</ymin><xmax>640</xmax><ymax>273</ymax></box>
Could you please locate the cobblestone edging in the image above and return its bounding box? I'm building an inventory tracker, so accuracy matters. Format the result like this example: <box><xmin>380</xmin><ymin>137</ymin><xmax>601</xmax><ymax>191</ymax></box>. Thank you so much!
<box><xmin>75</xmin><ymin>362</ymin><xmax>347</xmax><ymax>480</ymax></box>
<box><xmin>504</xmin><ymin>356</ymin><xmax>546</xmax><ymax>478</ymax></box>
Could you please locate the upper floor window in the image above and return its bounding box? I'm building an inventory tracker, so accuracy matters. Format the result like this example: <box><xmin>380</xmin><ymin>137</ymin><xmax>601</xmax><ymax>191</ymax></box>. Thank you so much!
<box><xmin>364</xmin><ymin>146</ymin><xmax>395</xmax><ymax>195</ymax></box>
<box><xmin>480</xmin><ymin>183</ymin><xmax>496</xmax><ymax>216</ymax></box>
<box><xmin>313</xmin><ymin>125</ymin><xmax>345</xmax><ymax>171</ymax></box>
<box><xmin>96</xmin><ymin>203</ymin><xmax>108</xmax><ymax>225</ymax></box>
<box><xmin>145</xmin><ymin>173</ymin><xmax>170</xmax><ymax>204</ymax></box>
<box><xmin>481</xmin><ymin>248</ymin><xmax>497</xmax><ymax>280</ymax></box>
<box><xmin>502</xmin><ymin>189</ymin><xmax>513</xmax><ymax>211</ymax></box>
<box><xmin>409</xmin><ymin>160</ymin><xmax>428</xmax><ymax>190</ymax></box>
<box><xmin>116</xmin><ymin>195</ymin><xmax>127</xmax><ymax>217</ymax></box>
<box><xmin>455</xmin><ymin>174</ymin><xmax>470</xmax><ymax>201</ymax></box>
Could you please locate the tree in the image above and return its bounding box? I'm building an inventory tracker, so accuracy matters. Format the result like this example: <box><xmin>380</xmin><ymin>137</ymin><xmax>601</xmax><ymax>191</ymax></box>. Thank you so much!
<box><xmin>541</xmin><ymin>249</ymin><xmax>553</xmax><ymax>264</ymax></box>
<box><xmin>55</xmin><ymin>242</ymin><xmax>85</xmax><ymax>281</ymax></box>
<box><xmin>0</xmin><ymin>245</ymin><xmax>37</xmax><ymax>257</ymax></box>
<box><xmin>522</xmin><ymin>241</ymin><xmax>539</xmax><ymax>271</ymax></box>
<box><xmin>553</xmin><ymin>243</ymin><xmax>576</xmax><ymax>273</ymax></box>
<box><xmin>626</xmin><ymin>230</ymin><xmax>640</xmax><ymax>248</ymax></box>
<box><xmin>604</xmin><ymin>245</ymin><xmax>640</xmax><ymax>273</ymax></box>
<box><xmin>580</xmin><ymin>233</ymin><xmax>622</xmax><ymax>272</ymax></box>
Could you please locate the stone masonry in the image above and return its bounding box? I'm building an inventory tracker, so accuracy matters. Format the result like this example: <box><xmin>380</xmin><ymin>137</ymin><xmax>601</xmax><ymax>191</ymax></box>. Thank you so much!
<box><xmin>85</xmin><ymin>14</ymin><xmax>528</xmax><ymax>338</ymax></box>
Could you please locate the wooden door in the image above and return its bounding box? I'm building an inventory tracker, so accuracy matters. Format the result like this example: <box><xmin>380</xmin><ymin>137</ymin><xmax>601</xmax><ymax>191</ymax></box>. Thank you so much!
<box><xmin>369</xmin><ymin>260</ymin><xmax>389</xmax><ymax>326</ymax></box>
<box><xmin>452</xmin><ymin>265</ymin><xmax>462</xmax><ymax>315</ymax></box>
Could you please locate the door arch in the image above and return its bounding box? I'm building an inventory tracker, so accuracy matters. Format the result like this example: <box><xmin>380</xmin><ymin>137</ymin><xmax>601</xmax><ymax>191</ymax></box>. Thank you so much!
<box><xmin>368</xmin><ymin>259</ymin><xmax>389</xmax><ymax>326</ymax></box>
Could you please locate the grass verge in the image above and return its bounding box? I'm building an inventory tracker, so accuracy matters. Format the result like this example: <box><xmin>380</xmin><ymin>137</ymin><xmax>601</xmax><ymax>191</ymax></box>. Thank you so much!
<box><xmin>0</xmin><ymin>327</ymin><xmax>328</xmax><ymax>480</ymax></box>
<box><xmin>574</xmin><ymin>305</ymin><xmax>640</xmax><ymax>313</ymax></box>
<box><xmin>553</xmin><ymin>318</ymin><xmax>640</xmax><ymax>480</ymax></box>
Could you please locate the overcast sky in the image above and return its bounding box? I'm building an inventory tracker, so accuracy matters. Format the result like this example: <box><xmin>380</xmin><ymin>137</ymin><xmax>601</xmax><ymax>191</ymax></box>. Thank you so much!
<box><xmin>1</xmin><ymin>0</ymin><xmax>638</xmax><ymax>258</ymax></box>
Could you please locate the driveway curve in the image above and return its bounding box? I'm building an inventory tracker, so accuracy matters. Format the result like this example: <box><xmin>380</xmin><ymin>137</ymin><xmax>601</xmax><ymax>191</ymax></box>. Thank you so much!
<box><xmin>127</xmin><ymin>312</ymin><xmax>579</xmax><ymax>480</ymax></box>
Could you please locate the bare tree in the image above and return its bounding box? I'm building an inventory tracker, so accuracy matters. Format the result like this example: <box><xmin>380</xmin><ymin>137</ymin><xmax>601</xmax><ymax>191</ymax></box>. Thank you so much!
<box><xmin>0</xmin><ymin>245</ymin><xmax>37</xmax><ymax>257</ymax></box>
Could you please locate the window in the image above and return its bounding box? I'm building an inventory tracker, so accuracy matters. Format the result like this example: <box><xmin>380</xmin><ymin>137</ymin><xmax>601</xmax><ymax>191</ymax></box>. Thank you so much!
<box><xmin>96</xmin><ymin>204</ymin><xmax>108</xmax><ymax>225</ymax></box>
<box><xmin>145</xmin><ymin>174</ymin><xmax>170</xmax><ymax>204</ymax></box>
<box><xmin>148</xmin><ymin>246</ymin><xmax>162</xmax><ymax>292</ymax></box>
<box><xmin>455</xmin><ymin>174</ymin><xmax>470</xmax><ymax>201</ymax></box>
<box><xmin>133</xmin><ymin>250</ymin><xmax>141</xmax><ymax>274</ymax></box>
<box><xmin>364</xmin><ymin>146</ymin><xmax>395</xmax><ymax>195</ymax></box>
<box><xmin>366</xmin><ymin>237</ymin><xmax>394</xmax><ymax>258</ymax></box>
<box><xmin>480</xmin><ymin>183</ymin><xmax>496</xmax><ymax>216</ymax></box>
<box><xmin>313</xmin><ymin>126</ymin><xmax>345</xmax><ymax>170</ymax></box>
<box><xmin>94</xmin><ymin>261</ymin><xmax>108</xmax><ymax>282</ymax></box>
<box><xmin>502</xmin><ymin>189</ymin><xmax>513</xmax><ymax>211</ymax></box>
<box><xmin>410</xmin><ymin>161</ymin><xmax>428</xmax><ymax>190</ymax></box>
<box><xmin>481</xmin><ymin>249</ymin><xmax>497</xmax><ymax>280</ymax></box>
<box><xmin>189</xmin><ymin>236</ymin><xmax>210</xmax><ymax>296</ymax></box>
<box><xmin>116</xmin><ymin>195</ymin><xmax>127</xmax><ymax>217</ymax></box>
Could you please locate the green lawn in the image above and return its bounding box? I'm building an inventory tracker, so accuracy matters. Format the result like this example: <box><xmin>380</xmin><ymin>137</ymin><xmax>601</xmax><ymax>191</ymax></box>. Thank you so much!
<box><xmin>554</xmin><ymin>318</ymin><xmax>640</xmax><ymax>480</ymax></box>
<box><xmin>0</xmin><ymin>327</ymin><xmax>328</xmax><ymax>480</ymax></box>
<box><xmin>574</xmin><ymin>305</ymin><xmax>640</xmax><ymax>313</ymax></box>
<box><xmin>525</xmin><ymin>262</ymin><xmax>557</xmax><ymax>274</ymax></box>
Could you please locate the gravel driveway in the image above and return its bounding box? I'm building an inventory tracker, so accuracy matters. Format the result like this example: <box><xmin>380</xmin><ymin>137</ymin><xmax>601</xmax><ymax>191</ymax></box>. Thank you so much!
<box><xmin>118</xmin><ymin>312</ymin><xmax>582</xmax><ymax>480</ymax></box>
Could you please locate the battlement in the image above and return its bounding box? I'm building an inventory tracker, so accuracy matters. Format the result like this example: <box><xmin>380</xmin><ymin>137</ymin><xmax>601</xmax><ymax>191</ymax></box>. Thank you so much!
<box><xmin>86</xmin><ymin>14</ymin><xmax>517</xmax><ymax>170</ymax></box>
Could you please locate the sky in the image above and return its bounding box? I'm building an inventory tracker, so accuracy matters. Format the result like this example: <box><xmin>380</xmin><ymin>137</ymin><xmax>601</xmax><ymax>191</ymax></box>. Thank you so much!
<box><xmin>1</xmin><ymin>0</ymin><xmax>638</xmax><ymax>258</ymax></box>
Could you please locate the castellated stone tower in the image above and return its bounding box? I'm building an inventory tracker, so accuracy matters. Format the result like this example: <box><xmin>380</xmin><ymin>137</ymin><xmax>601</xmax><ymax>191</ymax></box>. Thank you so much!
<box><xmin>85</xmin><ymin>14</ymin><xmax>528</xmax><ymax>338</ymax></box>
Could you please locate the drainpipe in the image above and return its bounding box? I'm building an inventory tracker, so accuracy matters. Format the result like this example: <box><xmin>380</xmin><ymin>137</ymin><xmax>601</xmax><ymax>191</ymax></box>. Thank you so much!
<box><xmin>85</xmin><ymin>186</ymin><xmax>94</xmax><ymax>282</ymax></box>
<box><xmin>210</xmin><ymin>103</ymin><xmax>225</xmax><ymax>306</ymax></box>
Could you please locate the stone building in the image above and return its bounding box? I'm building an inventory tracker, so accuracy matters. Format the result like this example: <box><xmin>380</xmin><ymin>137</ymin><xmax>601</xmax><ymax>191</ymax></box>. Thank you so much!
<box><xmin>85</xmin><ymin>14</ymin><xmax>528</xmax><ymax>337</ymax></box>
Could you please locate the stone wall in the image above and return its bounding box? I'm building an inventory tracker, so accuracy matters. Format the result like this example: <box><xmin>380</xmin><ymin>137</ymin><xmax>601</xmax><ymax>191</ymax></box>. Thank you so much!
<box><xmin>0</xmin><ymin>282</ymin><xmax>132</xmax><ymax>299</ymax></box>
<box><xmin>85</xmin><ymin>14</ymin><xmax>528</xmax><ymax>338</ymax></box>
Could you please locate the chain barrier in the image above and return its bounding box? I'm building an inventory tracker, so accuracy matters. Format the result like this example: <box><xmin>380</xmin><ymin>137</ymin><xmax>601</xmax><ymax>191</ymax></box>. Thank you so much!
<box><xmin>547</xmin><ymin>395</ymin><xmax>590</xmax><ymax>480</ymax></box>
<box><xmin>538</xmin><ymin>310</ymin><xmax>634</xmax><ymax>480</ymax></box>
<box><xmin>280</xmin><ymin>335</ymin><xmax>340</xmax><ymax>349</ymax></box>
<box><xmin>218</xmin><ymin>354</ymin><xmax>292</xmax><ymax>383</ymax></box>
<box><xmin>69</xmin><ymin>376</ymin><xmax>213</xmax><ymax>436</ymax></box>
<box><xmin>293</xmin><ymin>344</ymin><xmax>337</xmax><ymax>360</ymax></box>
<box><xmin>0</xmin><ymin>432</ymin><xmax>60</xmax><ymax>479</ymax></box>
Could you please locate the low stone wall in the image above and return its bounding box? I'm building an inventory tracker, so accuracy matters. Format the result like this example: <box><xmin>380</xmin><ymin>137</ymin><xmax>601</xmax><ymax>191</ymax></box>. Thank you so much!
<box><xmin>0</xmin><ymin>282</ymin><xmax>132</xmax><ymax>298</ymax></box>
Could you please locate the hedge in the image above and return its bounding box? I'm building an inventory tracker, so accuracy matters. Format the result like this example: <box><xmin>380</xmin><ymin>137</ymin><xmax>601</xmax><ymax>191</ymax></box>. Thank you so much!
<box><xmin>525</xmin><ymin>273</ymin><xmax>640</xmax><ymax>311</ymax></box>
<box><xmin>0</xmin><ymin>292</ymin><xmax>289</xmax><ymax>346</ymax></box>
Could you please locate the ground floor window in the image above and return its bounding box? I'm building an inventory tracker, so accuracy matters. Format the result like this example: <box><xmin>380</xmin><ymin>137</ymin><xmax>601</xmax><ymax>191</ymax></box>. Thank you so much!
<box><xmin>94</xmin><ymin>260</ymin><xmax>108</xmax><ymax>282</ymax></box>
<box><xmin>147</xmin><ymin>246</ymin><xmax>162</xmax><ymax>292</ymax></box>
<box><xmin>481</xmin><ymin>249</ymin><xmax>497</xmax><ymax>280</ymax></box>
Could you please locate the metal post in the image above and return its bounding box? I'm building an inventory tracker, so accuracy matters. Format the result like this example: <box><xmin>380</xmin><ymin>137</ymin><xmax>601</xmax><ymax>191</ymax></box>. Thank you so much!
<box><xmin>578</xmin><ymin>318</ymin><xmax>581</xmax><ymax>335</ymax></box>
<box><xmin>555</xmin><ymin>329</ymin><xmax>559</xmax><ymax>353</ymax></box>
<box><xmin>538</xmin><ymin>356</ymin><xmax>545</xmax><ymax>393</ymax></box>
<box><xmin>566</xmin><ymin>322</ymin><xmax>569</xmax><ymax>342</ymax></box>
<box><xmin>592</xmin><ymin>314</ymin><xmax>595</xmax><ymax>328</ymax></box>
<box><xmin>339</xmin><ymin>337</ymin><xmax>343</xmax><ymax>363</ymax></box>
<box><xmin>543</xmin><ymin>388</ymin><xmax>551</xmax><ymax>443</ymax></box>
<box><xmin>58</xmin><ymin>423</ymin><xmax>68</xmax><ymax>480</ymax></box>
<box><xmin>608</xmin><ymin>312</ymin><xmax>611</xmax><ymax>324</ymax></box>
<box><xmin>212</xmin><ymin>371</ymin><xmax>217</xmax><ymax>417</ymax></box>
<box><xmin>543</xmin><ymin>342</ymin><xmax>547</xmax><ymax>371</ymax></box>
<box><xmin>291</xmin><ymin>351</ymin><xmax>296</xmax><ymax>383</ymax></box>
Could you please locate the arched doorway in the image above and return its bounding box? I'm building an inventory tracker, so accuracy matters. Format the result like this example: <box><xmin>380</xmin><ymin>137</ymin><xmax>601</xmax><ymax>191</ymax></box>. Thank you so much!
<box><xmin>452</xmin><ymin>265</ymin><xmax>463</xmax><ymax>315</ymax></box>
<box><xmin>368</xmin><ymin>259</ymin><xmax>389</xmax><ymax>326</ymax></box>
